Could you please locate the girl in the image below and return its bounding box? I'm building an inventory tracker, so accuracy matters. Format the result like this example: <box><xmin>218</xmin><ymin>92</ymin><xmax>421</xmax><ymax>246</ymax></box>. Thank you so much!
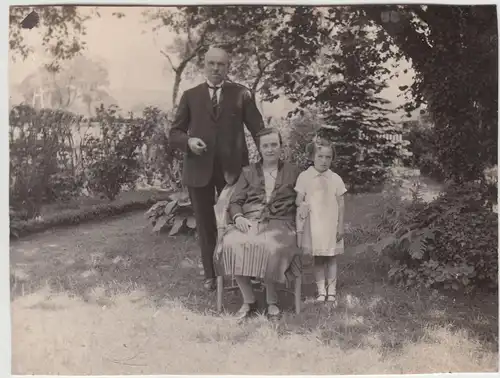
<box><xmin>295</xmin><ymin>138</ymin><xmax>347</xmax><ymax>305</ymax></box>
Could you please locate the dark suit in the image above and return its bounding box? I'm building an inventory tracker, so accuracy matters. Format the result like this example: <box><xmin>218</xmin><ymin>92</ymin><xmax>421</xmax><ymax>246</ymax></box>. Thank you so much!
<box><xmin>170</xmin><ymin>81</ymin><xmax>265</xmax><ymax>279</ymax></box>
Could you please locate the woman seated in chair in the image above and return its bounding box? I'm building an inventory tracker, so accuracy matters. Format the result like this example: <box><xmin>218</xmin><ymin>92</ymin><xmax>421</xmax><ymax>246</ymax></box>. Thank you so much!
<box><xmin>215</xmin><ymin>127</ymin><xmax>302</xmax><ymax>320</ymax></box>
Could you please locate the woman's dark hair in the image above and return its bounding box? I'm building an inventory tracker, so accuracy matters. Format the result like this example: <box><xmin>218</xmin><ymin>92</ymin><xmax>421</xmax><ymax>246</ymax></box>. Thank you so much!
<box><xmin>255</xmin><ymin>127</ymin><xmax>283</xmax><ymax>153</ymax></box>
<box><xmin>305</xmin><ymin>138</ymin><xmax>337</xmax><ymax>162</ymax></box>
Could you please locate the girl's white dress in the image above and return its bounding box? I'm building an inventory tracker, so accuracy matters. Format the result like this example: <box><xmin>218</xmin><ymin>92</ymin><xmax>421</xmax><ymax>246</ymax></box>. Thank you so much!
<box><xmin>295</xmin><ymin>167</ymin><xmax>347</xmax><ymax>256</ymax></box>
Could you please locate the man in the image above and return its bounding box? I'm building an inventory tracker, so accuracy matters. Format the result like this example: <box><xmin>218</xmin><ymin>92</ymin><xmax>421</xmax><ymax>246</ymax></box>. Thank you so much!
<box><xmin>169</xmin><ymin>46</ymin><xmax>265</xmax><ymax>291</ymax></box>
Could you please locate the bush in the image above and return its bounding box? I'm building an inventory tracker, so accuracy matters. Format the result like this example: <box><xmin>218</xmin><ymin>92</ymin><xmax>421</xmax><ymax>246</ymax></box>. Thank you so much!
<box><xmin>404</xmin><ymin>119</ymin><xmax>445</xmax><ymax>182</ymax></box>
<box><xmin>145</xmin><ymin>191</ymin><xmax>196</xmax><ymax>236</ymax></box>
<box><xmin>9</xmin><ymin>104</ymin><xmax>175</xmax><ymax>220</ymax></box>
<box><xmin>367</xmin><ymin>181</ymin><xmax>498</xmax><ymax>293</ymax></box>
<box><xmin>46</xmin><ymin>172</ymin><xmax>83</xmax><ymax>202</ymax></box>
<box><xmin>81</xmin><ymin>105</ymin><xmax>148</xmax><ymax>200</ymax></box>
<box><xmin>10</xmin><ymin>193</ymin><xmax>170</xmax><ymax>239</ymax></box>
<box><xmin>9</xmin><ymin>105</ymin><xmax>83</xmax><ymax>217</ymax></box>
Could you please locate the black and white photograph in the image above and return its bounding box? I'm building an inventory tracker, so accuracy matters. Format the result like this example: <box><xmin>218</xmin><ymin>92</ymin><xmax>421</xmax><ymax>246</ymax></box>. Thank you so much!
<box><xmin>7</xmin><ymin>2</ymin><xmax>499</xmax><ymax>375</ymax></box>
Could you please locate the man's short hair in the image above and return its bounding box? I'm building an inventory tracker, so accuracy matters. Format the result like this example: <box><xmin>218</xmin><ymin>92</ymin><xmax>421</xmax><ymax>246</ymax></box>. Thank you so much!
<box><xmin>204</xmin><ymin>45</ymin><xmax>231</xmax><ymax>61</ymax></box>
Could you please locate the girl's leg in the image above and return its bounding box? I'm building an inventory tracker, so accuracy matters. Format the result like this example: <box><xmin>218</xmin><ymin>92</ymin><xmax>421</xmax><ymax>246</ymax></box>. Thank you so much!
<box><xmin>314</xmin><ymin>256</ymin><xmax>327</xmax><ymax>300</ymax></box>
<box><xmin>325</xmin><ymin>256</ymin><xmax>338</xmax><ymax>303</ymax></box>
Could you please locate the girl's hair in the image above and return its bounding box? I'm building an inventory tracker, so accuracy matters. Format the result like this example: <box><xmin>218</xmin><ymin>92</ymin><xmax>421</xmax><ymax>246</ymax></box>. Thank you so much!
<box><xmin>305</xmin><ymin>138</ymin><xmax>337</xmax><ymax>162</ymax></box>
<box><xmin>255</xmin><ymin>127</ymin><xmax>283</xmax><ymax>152</ymax></box>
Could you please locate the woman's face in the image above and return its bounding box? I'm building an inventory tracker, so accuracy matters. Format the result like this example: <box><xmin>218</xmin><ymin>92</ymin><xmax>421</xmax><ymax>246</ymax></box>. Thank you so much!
<box><xmin>314</xmin><ymin>145</ymin><xmax>333</xmax><ymax>172</ymax></box>
<box><xmin>259</xmin><ymin>132</ymin><xmax>281</xmax><ymax>163</ymax></box>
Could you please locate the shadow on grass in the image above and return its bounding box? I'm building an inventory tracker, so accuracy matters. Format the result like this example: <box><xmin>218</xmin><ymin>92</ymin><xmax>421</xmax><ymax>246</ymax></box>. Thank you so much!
<box><xmin>10</xmin><ymin>211</ymin><xmax>498</xmax><ymax>356</ymax></box>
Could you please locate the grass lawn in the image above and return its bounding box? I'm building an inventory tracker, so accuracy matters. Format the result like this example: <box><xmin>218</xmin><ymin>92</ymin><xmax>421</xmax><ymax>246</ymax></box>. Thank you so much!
<box><xmin>10</xmin><ymin>193</ymin><xmax>498</xmax><ymax>374</ymax></box>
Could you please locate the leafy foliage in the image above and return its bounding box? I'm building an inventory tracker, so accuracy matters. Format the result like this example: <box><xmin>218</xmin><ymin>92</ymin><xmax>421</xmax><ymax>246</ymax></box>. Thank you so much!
<box><xmin>9</xmin><ymin>104</ymin><xmax>176</xmax><ymax>220</ymax></box>
<box><xmin>80</xmin><ymin>105</ymin><xmax>151</xmax><ymax>201</ymax></box>
<box><xmin>365</xmin><ymin>181</ymin><xmax>498</xmax><ymax>293</ymax></box>
<box><xmin>402</xmin><ymin>115</ymin><xmax>445</xmax><ymax>182</ymax></box>
<box><xmin>9</xmin><ymin>6</ymin><xmax>95</xmax><ymax>69</ymax></box>
<box><xmin>9</xmin><ymin>104</ymin><xmax>84</xmax><ymax>218</ymax></box>
<box><xmin>285</xmin><ymin>111</ymin><xmax>408</xmax><ymax>193</ymax></box>
<box><xmin>11</xmin><ymin>194</ymin><xmax>168</xmax><ymax>239</ymax></box>
<box><xmin>9</xmin><ymin>207</ymin><xmax>25</xmax><ymax>239</ymax></box>
<box><xmin>145</xmin><ymin>191</ymin><xmax>196</xmax><ymax>236</ymax></box>
<box><xmin>364</xmin><ymin>4</ymin><xmax>498</xmax><ymax>182</ymax></box>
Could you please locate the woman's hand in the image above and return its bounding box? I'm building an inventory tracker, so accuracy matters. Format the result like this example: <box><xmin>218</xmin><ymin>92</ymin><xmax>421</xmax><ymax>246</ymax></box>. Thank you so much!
<box><xmin>235</xmin><ymin>216</ymin><xmax>253</xmax><ymax>233</ymax></box>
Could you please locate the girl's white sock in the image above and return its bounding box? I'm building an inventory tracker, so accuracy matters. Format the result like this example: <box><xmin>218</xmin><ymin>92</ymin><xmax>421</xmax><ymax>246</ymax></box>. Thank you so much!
<box><xmin>326</xmin><ymin>278</ymin><xmax>337</xmax><ymax>296</ymax></box>
<box><xmin>316</xmin><ymin>280</ymin><xmax>326</xmax><ymax>296</ymax></box>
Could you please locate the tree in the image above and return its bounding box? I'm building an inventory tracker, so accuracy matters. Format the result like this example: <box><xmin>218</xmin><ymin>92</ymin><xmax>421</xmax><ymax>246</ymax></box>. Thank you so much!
<box><xmin>9</xmin><ymin>6</ymin><xmax>124</xmax><ymax>71</ymax></box>
<box><xmin>9</xmin><ymin>6</ymin><xmax>94</xmax><ymax>70</ymax></box>
<box><xmin>273</xmin><ymin>7</ymin><xmax>406</xmax><ymax>191</ymax></box>
<box><xmin>16</xmin><ymin>55</ymin><xmax>114</xmax><ymax>116</ymax></box>
<box><xmin>144</xmin><ymin>7</ymin><xmax>245</xmax><ymax>108</ymax></box>
<box><xmin>362</xmin><ymin>4</ymin><xmax>497</xmax><ymax>182</ymax></box>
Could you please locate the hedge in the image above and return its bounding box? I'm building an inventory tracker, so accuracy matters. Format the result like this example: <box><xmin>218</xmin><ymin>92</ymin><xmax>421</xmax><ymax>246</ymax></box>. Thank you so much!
<box><xmin>10</xmin><ymin>192</ymin><xmax>172</xmax><ymax>240</ymax></box>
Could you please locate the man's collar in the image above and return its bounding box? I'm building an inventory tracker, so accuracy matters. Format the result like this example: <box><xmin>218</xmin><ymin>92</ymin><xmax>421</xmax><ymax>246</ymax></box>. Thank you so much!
<box><xmin>206</xmin><ymin>79</ymin><xmax>224</xmax><ymax>88</ymax></box>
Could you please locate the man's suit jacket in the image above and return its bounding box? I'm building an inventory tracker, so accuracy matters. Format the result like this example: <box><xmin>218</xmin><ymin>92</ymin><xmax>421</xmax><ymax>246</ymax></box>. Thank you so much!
<box><xmin>169</xmin><ymin>81</ymin><xmax>265</xmax><ymax>188</ymax></box>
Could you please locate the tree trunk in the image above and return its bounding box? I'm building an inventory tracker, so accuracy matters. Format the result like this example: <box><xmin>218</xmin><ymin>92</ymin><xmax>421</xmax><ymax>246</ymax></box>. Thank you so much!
<box><xmin>172</xmin><ymin>72</ymin><xmax>182</xmax><ymax>109</ymax></box>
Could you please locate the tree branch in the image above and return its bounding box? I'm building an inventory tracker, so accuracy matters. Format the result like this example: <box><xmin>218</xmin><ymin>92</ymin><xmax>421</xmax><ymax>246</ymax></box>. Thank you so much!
<box><xmin>160</xmin><ymin>50</ymin><xmax>178</xmax><ymax>73</ymax></box>
<box><xmin>364</xmin><ymin>5</ymin><xmax>432</xmax><ymax>71</ymax></box>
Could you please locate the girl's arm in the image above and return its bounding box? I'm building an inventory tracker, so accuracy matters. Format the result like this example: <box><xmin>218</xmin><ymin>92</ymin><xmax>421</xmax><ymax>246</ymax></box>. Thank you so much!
<box><xmin>337</xmin><ymin>194</ymin><xmax>345</xmax><ymax>238</ymax></box>
<box><xmin>294</xmin><ymin>171</ymin><xmax>306</xmax><ymax>206</ymax></box>
<box><xmin>296</xmin><ymin>192</ymin><xmax>306</xmax><ymax>206</ymax></box>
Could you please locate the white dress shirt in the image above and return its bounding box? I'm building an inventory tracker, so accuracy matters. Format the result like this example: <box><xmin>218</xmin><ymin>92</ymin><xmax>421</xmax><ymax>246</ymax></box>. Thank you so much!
<box><xmin>206</xmin><ymin>80</ymin><xmax>224</xmax><ymax>103</ymax></box>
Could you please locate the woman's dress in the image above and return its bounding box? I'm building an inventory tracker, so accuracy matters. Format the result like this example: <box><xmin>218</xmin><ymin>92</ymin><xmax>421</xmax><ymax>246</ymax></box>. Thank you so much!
<box><xmin>214</xmin><ymin>160</ymin><xmax>302</xmax><ymax>284</ymax></box>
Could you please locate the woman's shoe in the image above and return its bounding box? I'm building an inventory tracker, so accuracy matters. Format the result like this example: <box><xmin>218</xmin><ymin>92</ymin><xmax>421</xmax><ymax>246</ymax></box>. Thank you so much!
<box><xmin>266</xmin><ymin>304</ymin><xmax>281</xmax><ymax>320</ymax></box>
<box><xmin>234</xmin><ymin>302</ymin><xmax>258</xmax><ymax>320</ymax></box>
<box><xmin>203</xmin><ymin>278</ymin><xmax>216</xmax><ymax>291</ymax></box>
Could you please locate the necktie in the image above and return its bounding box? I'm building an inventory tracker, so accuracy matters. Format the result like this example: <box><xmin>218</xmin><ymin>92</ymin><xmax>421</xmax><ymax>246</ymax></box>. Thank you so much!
<box><xmin>209</xmin><ymin>86</ymin><xmax>220</xmax><ymax>116</ymax></box>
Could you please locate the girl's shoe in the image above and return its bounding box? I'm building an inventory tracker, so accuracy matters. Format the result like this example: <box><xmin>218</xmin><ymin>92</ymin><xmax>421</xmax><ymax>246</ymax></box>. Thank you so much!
<box><xmin>326</xmin><ymin>294</ymin><xmax>338</xmax><ymax>307</ymax></box>
<box><xmin>315</xmin><ymin>294</ymin><xmax>326</xmax><ymax>302</ymax></box>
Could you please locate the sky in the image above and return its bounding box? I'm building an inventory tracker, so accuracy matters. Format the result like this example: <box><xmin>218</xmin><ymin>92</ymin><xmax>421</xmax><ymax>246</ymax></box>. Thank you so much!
<box><xmin>8</xmin><ymin>6</ymin><xmax>417</xmax><ymax>121</ymax></box>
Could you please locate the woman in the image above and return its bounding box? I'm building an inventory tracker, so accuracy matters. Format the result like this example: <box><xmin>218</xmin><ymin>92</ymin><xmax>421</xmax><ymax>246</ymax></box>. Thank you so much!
<box><xmin>214</xmin><ymin>127</ymin><xmax>302</xmax><ymax>319</ymax></box>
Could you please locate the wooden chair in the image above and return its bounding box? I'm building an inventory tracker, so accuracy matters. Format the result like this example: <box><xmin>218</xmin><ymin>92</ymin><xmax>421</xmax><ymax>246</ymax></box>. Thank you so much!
<box><xmin>213</xmin><ymin>185</ymin><xmax>303</xmax><ymax>314</ymax></box>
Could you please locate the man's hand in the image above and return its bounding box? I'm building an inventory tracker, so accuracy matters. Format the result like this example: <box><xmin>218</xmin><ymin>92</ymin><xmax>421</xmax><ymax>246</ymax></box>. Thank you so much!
<box><xmin>188</xmin><ymin>137</ymin><xmax>207</xmax><ymax>155</ymax></box>
<box><xmin>235</xmin><ymin>216</ymin><xmax>253</xmax><ymax>233</ymax></box>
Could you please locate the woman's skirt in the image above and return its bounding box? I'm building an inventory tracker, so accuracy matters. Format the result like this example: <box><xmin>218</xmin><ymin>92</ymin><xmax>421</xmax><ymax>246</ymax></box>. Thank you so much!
<box><xmin>214</xmin><ymin>219</ymin><xmax>302</xmax><ymax>284</ymax></box>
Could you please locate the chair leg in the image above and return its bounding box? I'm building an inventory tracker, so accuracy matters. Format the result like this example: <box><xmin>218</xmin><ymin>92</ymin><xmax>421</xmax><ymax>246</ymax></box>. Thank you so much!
<box><xmin>216</xmin><ymin>276</ymin><xmax>223</xmax><ymax>313</ymax></box>
<box><xmin>295</xmin><ymin>275</ymin><xmax>302</xmax><ymax>314</ymax></box>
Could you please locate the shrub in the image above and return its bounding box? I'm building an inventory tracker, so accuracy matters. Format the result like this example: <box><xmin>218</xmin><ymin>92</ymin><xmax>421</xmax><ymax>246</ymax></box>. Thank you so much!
<box><xmin>10</xmin><ymin>207</ymin><xmax>25</xmax><ymax>239</ymax></box>
<box><xmin>9</xmin><ymin>105</ymin><xmax>83</xmax><ymax>217</ymax></box>
<box><xmin>403</xmin><ymin>118</ymin><xmax>445</xmax><ymax>182</ymax></box>
<box><xmin>366</xmin><ymin>181</ymin><xmax>498</xmax><ymax>293</ymax></box>
<box><xmin>10</xmin><ymin>194</ymin><xmax>169</xmax><ymax>239</ymax></box>
<box><xmin>46</xmin><ymin>172</ymin><xmax>83</xmax><ymax>202</ymax></box>
<box><xmin>81</xmin><ymin>105</ymin><xmax>145</xmax><ymax>200</ymax></box>
<box><xmin>145</xmin><ymin>191</ymin><xmax>196</xmax><ymax>236</ymax></box>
